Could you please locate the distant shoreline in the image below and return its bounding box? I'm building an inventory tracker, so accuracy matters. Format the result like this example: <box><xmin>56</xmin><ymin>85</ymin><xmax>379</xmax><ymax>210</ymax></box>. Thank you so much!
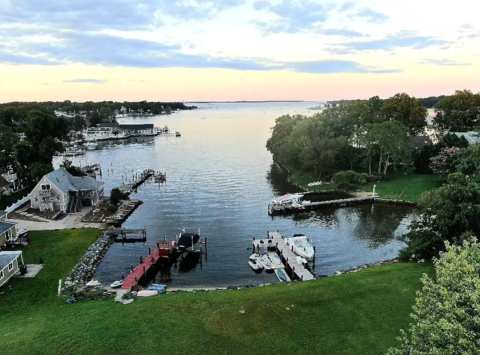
<box><xmin>187</xmin><ymin>100</ymin><xmax>307</xmax><ymax>104</ymax></box>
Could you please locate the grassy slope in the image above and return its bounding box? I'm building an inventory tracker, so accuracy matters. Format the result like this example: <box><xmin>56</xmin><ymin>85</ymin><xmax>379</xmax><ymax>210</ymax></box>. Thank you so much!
<box><xmin>0</xmin><ymin>230</ymin><xmax>433</xmax><ymax>355</ymax></box>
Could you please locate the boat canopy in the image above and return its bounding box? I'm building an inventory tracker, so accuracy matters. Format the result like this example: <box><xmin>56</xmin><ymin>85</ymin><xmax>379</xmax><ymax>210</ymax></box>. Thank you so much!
<box><xmin>272</xmin><ymin>194</ymin><xmax>304</xmax><ymax>204</ymax></box>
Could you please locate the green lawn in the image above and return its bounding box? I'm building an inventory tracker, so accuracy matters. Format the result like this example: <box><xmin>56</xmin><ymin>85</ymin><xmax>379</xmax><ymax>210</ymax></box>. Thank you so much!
<box><xmin>359</xmin><ymin>173</ymin><xmax>444</xmax><ymax>202</ymax></box>
<box><xmin>0</xmin><ymin>230</ymin><xmax>433</xmax><ymax>355</ymax></box>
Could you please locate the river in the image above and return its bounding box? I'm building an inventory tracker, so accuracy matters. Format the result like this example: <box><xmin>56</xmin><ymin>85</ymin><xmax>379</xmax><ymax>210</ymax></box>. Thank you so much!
<box><xmin>56</xmin><ymin>102</ymin><xmax>417</xmax><ymax>288</ymax></box>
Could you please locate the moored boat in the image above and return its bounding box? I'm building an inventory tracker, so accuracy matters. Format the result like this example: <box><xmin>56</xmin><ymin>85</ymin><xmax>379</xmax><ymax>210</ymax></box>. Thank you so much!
<box><xmin>286</xmin><ymin>234</ymin><xmax>314</xmax><ymax>260</ymax></box>
<box><xmin>248</xmin><ymin>258</ymin><xmax>262</xmax><ymax>271</ymax></box>
<box><xmin>276</xmin><ymin>268</ymin><xmax>288</xmax><ymax>282</ymax></box>
<box><xmin>110</xmin><ymin>280</ymin><xmax>123</xmax><ymax>288</ymax></box>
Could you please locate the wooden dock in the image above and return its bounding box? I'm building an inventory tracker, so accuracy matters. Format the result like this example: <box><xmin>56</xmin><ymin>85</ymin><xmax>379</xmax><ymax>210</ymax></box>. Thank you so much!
<box><xmin>252</xmin><ymin>231</ymin><xmax>315</xmax><ymax>281</ymax></box>
<box><xmin>268</xmin><ymin>196</ymin><xmax>376</xmax><ymax>215</ymax></box>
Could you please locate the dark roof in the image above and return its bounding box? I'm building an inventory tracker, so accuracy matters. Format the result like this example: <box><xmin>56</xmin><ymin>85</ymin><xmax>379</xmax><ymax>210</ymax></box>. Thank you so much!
<box><xmin>0</xmin><ymin>221</ymin><xmax>16</xmax><ymax>234</ymax></box>
<box><xmin>409</xmin><ymin>136</ymin><xmax>433</xmax><ymax>149</ymax></box>
<box><xmin>43</xmin><ymin>168</ymin><xmax>103</xmax><ymax>194</ymax></box>
<box><xmin>119</xmin><ymin>124</ymin><xmax>154</xmax><ymax>130</ymax></box>
<box><xmin>0</xmin><ymin>251</ymin><xmax>21</xmax><ymax>270</ymax></box>
<box><xmin>96</xmin><ymin>122</ymin><xmax>119</xmax><ymax>128</ymax></box>
<box><xmin>0</xmin><ymin>210</ymin><xmax>7</xmax><ymax>218</ymax></box>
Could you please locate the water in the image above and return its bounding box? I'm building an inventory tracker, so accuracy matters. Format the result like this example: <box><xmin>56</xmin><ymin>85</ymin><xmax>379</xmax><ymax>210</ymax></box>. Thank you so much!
<box><xmin>56</xmin><ymin>102</ymin><xmax>417</xmax><ymax>288</ymax></box>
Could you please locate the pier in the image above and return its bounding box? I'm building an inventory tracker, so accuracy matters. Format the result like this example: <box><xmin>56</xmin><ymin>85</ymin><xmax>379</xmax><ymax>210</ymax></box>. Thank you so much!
<box><xmin>104</xmin><ymin>199</ymin><xmax>143</xmax><ymax>224</ymax></box>
<box><xmin>252</xmin><ymin>231</ymin><xmax>315</xmax><ymax>281</ymax></box>
<box><xmin>268</xmin><ymin>196</ymin><xmax>376</xmax><ymax>215</ymax></box>
<box><xmin>104</xmin><ymin>227</ymin><xmax>147</xmax><ymax>243</ymax></box>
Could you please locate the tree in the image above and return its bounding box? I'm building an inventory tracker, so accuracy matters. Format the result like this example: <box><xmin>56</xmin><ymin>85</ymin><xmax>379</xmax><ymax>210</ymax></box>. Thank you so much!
<box><xmin>389</xmin><ymin>236</ymin><xmax>480</xmax><ymax>354</ymax></box>
<box><xmin>429</xmin><ymin>147</ymin><xmax>460</xmax><ymax>175</ymax></box>
<box><xmin>362</xmin><ymin>121</ymin><xmax>411</xmax><ymax>175</ymax></box>
<box><xmin>433</xmin><ymin>90</ymin><xmax>480</xmax><ymax>131</ymax></box>
<box><xmin>400</xmin><ymin>173</ymin><xmax>480</xmax><ymax>260</ymax></box>
<box><xmin>0</xmin><ymin>123</ymin><xmax>19</xmax><ymax>170</ymax></box>
<box><xmin>382</xmin><ymin>93</ymin><xmax>428</xmax><ymax>135</ymax></box>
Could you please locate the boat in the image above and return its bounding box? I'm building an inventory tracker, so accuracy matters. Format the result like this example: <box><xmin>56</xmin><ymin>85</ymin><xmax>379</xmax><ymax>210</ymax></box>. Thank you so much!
<box><xmin>148</xmin><ymin>284</ymin><xmax>167</xmax><ymax>293</ymax></box>
<box><xmin>248</xmin><ymin>258</ymin><xmax>263</xmax><ymax>271</ymax></box>
<box><xmin>84</xmin><ymin>141</ymin><xmax>98</xmax><ymax>150</ymax></box>
<box><xmin>85</xmin><ymin>280</ymin><xmax>101</xmax><ymax>287</ymax></box>
<box><xmin>175</xmin><ymin>131</ymin><xmax>181</xmax><ymax>137</ymax></box>
<box><xmin>296</xmin><ymin>256</ymin><xmax>307</xmax><ymax>265</ymax></box>
<box><xmin>258</xmin><ymin>254</ymin><xmax>273</xmax><ymax>271</ymax></box>
<box><xmin>176</xmin><ymin>233</ymin><xmax>200</xmax><ymax>250</ymax></box>
<box><xmin>110</xmin><ymin>280</ymin><xmax>123</xmax><ymax>288</ymax></box>
<box><xmin>272</xmin><ymin>254</ymin><xmax>282</xmax><ymax>266</ymax></box>
<box><xmin>286</xmin><ymin>234</ymin><xmax>314</xmax><ymax>260</ymax></box>
<box><xmin>276</xmin><ymin>268</ymin><xmax>288</xmax><ymax>282</ymax></box>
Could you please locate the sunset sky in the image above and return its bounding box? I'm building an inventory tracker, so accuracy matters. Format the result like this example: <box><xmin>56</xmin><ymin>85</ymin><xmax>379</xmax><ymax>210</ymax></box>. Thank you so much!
<box><xmin>0</xmin><ymin>0</ymin><xmax>479</xmax><ymax>102</ymax></box>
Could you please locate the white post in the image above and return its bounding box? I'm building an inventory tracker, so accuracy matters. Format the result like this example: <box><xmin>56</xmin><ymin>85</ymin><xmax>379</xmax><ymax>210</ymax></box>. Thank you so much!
<box><xmin>58</xmin><ymin>279</ymin><xmax>62</xmax><ymax>296</ymax></box>
<box><xmin>373</xmin><ymin>184</ymin><xmax>376</xmax><ymax>197</ymax></box>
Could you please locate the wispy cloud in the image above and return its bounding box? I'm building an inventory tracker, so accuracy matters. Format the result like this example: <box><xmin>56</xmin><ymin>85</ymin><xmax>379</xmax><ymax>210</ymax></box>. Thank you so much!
<box><xmin>62</xmin><ymin>79</ymin><xmax>107</xmax><ymax>84</ymax></box>
<box><xmin>287</xmin><ymin>60</ymin><xmax>401</xmax><ymax>74</ymax></box>
<box><xmin>331</xmin><ymin>32</ymin><xmax>449</xmax><ymax>53</ymax></box>
<box><xmin>417</xmin><ymin>59</ymin><xmax>472</xmax><ymax>66</ymax></box>
<box><xmin>355</xmin><ymin>8</ymin><xmax>390</xmax><ymax>23</ymax></box>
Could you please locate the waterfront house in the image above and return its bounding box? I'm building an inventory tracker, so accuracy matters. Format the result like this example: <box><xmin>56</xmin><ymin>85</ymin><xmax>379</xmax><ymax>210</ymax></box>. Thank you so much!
<box><xmin>30</xmin><ymin>168</ymin><xmax>104</xmax><ymax>213</ymax></box>
<box><xmin>0</xmin><ymin>251</ymin><xmax>23</xmax><ymax>288</ymax></box>
<box><xmin>0</xmin><ymin>215</ymin><xmax>17</xmax><ymax>250</ymax></box>
<box><xmin>118</xmin><ymin>124</ymin><xmax>157</xmax><ymax>136</ymax></box>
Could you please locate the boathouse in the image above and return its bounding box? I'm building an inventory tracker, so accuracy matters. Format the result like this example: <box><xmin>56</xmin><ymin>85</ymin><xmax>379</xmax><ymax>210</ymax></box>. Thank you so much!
<box><xmin>30</xmin><ymin>168</ymin><xmax>104</xmax><ymax>213</ymax></box>
<box><xmin>118</xmin><ymin>124</ymin><xmax>157</xmax><ymax>135</ymax></box>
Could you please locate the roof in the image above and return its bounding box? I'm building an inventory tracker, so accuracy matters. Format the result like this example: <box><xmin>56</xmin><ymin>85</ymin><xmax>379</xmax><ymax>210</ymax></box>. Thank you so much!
<box><xmin>0</xmin><ymin>210</ymin><xmax>7</xmax><ymax>218</ymax></box>
<box><xmin>119</xmin><ymin>124</ymin><xmax>154</xmax><ymax>130</ymax></box>
<box><xmin>451</xmin><ymin>132</ymin><xmax>479</xmax><ymax>145</ymax></box>
<box><xmin>0</xmin><ymin>176</ymin><xmax>9</xmax><ymax>189</ymax></box>
<box><xmin>272</xmin><ymin>194</ymin><xmax>304</xmax><ymax>204</ymax></box>
<box><xmin>0</xmin><ymin>221</ymin><xmax>16</xmax><ymax>234</ymax></box>
<box><xmin>0</xmin><ymin>251</ymin><xmax>21</xmax><ymax>270</ymax></box>
<box><xmin>96</xmin><ymin>122</ymin><xmax>119</xmax><ymax>128</ymax></box>
<box><xmin>43</xmin><ymin>168</ymin><xmax>103</xmax><ymax>194</ymax></box>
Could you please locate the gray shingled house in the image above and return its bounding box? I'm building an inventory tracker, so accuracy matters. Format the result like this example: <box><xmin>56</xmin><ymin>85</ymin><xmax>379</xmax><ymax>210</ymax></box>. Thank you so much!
<box><xmin>30</xmin><ymin>168</ymin><xmax>104</xmax><ymax>213</ymax></box>
<box><xmin>0</xmin><ymin>251</ymin><xmax>23</xmax><ymax>288</ymax></box>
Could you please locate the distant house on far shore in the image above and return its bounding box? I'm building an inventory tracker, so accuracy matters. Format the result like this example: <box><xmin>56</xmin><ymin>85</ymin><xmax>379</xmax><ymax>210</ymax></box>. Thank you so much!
<box><xmin>30</xmin><ymin>168</ymin><xmax>104</xmax><ymax>214</ymax></box>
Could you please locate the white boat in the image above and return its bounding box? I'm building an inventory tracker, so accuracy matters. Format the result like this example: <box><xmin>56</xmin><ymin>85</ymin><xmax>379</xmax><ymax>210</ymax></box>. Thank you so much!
<box><xmin>248</xmin><ymin>258</ymin><xmax>263</xmax><ymax>271</ymax></box>
<box><xmin>110</xmin><ymin>280</ymin><xmax>123</xmax><ymax>288</ymax></box>
<box><xmin>286</xmin><ymin>234</ymin><xmax>314</xmax><ymax>260</ymax></box>
<box><xmin>296</xmin><ymin>256</ymin><xmax>308</xmax><ymax>265</ymax></box>
<box><xmin>85</xmin><ymin>280</ymin><xmax>101</xmax><ymax>287</ymax></box>
<box><xmin>258</xmin><ymin>254</ymin><xmax>273</xmax><ymax>271</ymax></box>
<box><xmin>84</xmin><ymin>141</ymin><xmax>98</xmax><ymax>150</ymax></box>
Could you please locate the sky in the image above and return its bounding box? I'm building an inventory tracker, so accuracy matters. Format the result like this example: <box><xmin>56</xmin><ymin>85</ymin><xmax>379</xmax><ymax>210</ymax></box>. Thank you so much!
<box><xmin>0</xmin><ymin>0</ymin><xmax>479</xmax><ymax>102</ymax></box>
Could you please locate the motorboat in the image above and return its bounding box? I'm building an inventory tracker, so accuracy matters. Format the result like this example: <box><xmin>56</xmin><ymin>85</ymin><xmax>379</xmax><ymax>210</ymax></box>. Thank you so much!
<box><xmin>110</xmin><ymin>280</ymin><xmax>123</xmax><ymax>288</ymax></box>
<box><xmin>258</xmin><ymin>254</ymin><xmax>273</xmax><ymax>271</ymax></box>
<box><xmin>286</xmin><ymin>234</ymin><xmax>314</xmax><ymax>259</ymax></box>
<box><xmin>85</xmin><ymin>280</ymin><xmax>101</xmax><ymax>287</ymax></box>
<box><xmin>84</xmin><ymin>141</ymin><xmax>98</xmax><ymax>150</ymax></box>
<box><xmin>296</xmin><ymin>256</ymin><xmax>308</xmax><ymax>265</ymax></box>
<box><xmin>177</xmin><ymin>233</ymin><xmax>200</xmax><ymax>250</ymax></box>
<box><xmin>175</xmin><ymin>131</ymin><xmax>181</xmax><ymax>137</ymax></box>
<box><xmin>248</xmin><ymin>258</ymin><xmax>262</xmax><ymax>271</ymax></box>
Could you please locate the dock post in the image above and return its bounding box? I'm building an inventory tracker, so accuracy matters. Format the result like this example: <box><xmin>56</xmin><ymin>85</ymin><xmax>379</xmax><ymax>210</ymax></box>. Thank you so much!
<box><xmin>313</xmin><ymin>246</ymin><xmax>316</xmax><ymax>269</ymax></box>
<box><xmin>148</xmin><ymin>247</ymin><xmax>151</xmax><ymax>255</ymax></box>
<box><xmin>164</xmin><ymin>234</ymin><xmax>167</xmax><ymax>241</ymax></box>
<box><xmin>121</xmin><ymin>272</ymin><xmax>125</xmax><ymax>280</ymax></box>
<box><xmin>140</xmin><ymin>256</ymin><xmax>143</xmax><ymax>263</ymax></box>
<box><xmin>130</xmin><ymin>264</ymin><xmax>134</xmax><ymax>272</ymax></box>
<box><xmin>157</xmin><ymin>242</ymin><xmax>160</xmax><ymax>248</ymax></box>
<box><xmin>204</xmin><ymin>237</ymin><xmax>208</xmax><ymax>261</ymax></box>
<box><xmin>199</xmin><ymin>246</ymin><xmax>203</xmax><ymax>267</ymax></box>
<box><xmin>143</xmin><ymin>265</ymin><xmax>146</xmax><ymax>275</ymax></box>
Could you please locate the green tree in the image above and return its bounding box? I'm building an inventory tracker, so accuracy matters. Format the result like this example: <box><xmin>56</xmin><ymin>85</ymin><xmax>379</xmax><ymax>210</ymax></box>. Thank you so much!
<box><xmin>389</xmin><ymin>236</ymin><xmax>480</xmax><ymax>355</ymax></box>
<box><xmin>382</xmin><ymin>93</ymin><xmax>428</xmax><ymax>135</ymax></box>
<box><xmin>434</xmin><ymin>90</ymin><xmax>480</xmax><ymax>131</ymax></box>
<box><xmin>0</xmin><ymin>123</ymin><xmax>19</xmax><ymax>170</ymax></box>
<box><xmin>362</xmin><ymin>121</ymin><xmax>411</xmax><ymax>175</ymax></box>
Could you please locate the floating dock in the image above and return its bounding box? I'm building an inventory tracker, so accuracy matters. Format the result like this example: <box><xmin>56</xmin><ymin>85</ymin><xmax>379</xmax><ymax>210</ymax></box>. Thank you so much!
<box><xmin>252</xmin><ymin>231</ymin><xmax>315</xmax><ymax>281</ymax></box>
<box><xmin>268</xmin><ymin>196</ymin><xmax>376</xmax><ymax>215</ymax></box>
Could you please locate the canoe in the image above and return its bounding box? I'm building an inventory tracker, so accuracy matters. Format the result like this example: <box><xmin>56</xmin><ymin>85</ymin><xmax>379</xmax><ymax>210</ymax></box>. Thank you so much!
<box><xmin>273</xmin><ymin>254</ymin><xmax>282</xmax><ymax>266</ymax></box>
<box><xmin>277</xmin><ymin>269</ymin><xmax>288</xmax><ymax>282</ymax></box>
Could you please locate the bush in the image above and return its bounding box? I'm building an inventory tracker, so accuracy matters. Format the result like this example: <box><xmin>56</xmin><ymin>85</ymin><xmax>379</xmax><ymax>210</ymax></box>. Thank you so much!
<box><xmin>332</xmin><ymin>171</ymin><xmax>379</xmax><ymax>185</ymax></box>
<box><xmin>110</xmin><ymin>188</ymin><xmax>129</xmax><ymax>206</ymax></box>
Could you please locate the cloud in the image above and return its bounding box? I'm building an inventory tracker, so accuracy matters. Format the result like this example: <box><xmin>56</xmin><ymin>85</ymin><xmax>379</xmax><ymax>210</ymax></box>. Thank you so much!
<box><xmin>317</xmin><ymin>28</ymin><xmax>366</xmax><ymax>37</ymax></box>
<box><xmin>62</xmin><ymin>79</ymin><xmax>107</xmax><ymax>84</ymax></box>
<box><xmin>287</xmin><ymin>60</ymin><xmax>401</xmax><ymax>74</ymax></box>
<box><xmin>0</xmin><ymin>0</ymin><xmax>246</xmax><ymax>31</ymax></box>
<box><xmin>252</xmin><ymin>0</ymin><xmax>335</xmax><ymax>34</ymax></box>
<box><xmin>355</xmin><ymin>8</ymin><xmax>390</xmax><ymax>23</ymax></box>
<box><xmin>417</xmin><ymin>59</ymin><xmax>472</xmax><ymax>66</ymax></box>
<box><xmin>333</xmin><ymin>33</ymin><xmax>449</xmax><ymax>53</ymax></box>
<box><xmin>339</xmin><ymin>2</ymin><xmax>355</xmax><ymax>12</ymax></box>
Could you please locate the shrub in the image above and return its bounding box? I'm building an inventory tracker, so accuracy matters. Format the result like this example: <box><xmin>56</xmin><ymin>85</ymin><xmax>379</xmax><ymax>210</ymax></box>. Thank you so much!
<box><xmin>110</xmin><ymin>188</ymin><xmax>129</xmax><ymax>206</ymax></box>
<box><xmin>336</xmin><ymin>182</ymin><xmax>357</xmax><ymax>191</ymax></box>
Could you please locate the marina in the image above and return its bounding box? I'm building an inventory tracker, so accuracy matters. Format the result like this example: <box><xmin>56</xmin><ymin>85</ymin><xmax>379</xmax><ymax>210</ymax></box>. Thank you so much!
<box><xmin>252</xmin><ymin>231</ymin><xmax>315</xmax><ymax>281</ymax></box>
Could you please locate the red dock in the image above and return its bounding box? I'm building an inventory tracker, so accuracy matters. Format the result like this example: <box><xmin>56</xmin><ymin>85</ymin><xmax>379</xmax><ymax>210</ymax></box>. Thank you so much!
<box><xmin>121</xmin><ymin>241</ymin><xmax>176</xmax><ymax>291</ymax></box>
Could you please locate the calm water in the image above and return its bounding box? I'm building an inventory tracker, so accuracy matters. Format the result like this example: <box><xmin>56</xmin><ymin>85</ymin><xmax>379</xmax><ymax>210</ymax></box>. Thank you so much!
<box><xmin>56</xmin><ymin>102</ymin><xmax>417</xmax><ymax>288</ymax></box>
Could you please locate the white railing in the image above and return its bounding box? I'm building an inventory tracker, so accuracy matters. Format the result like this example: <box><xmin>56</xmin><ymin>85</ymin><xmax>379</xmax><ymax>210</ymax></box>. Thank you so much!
<box><xmin>5</xmin><ymin>194</ymin><xmax>31</xmax><ymax>213</ymax></box>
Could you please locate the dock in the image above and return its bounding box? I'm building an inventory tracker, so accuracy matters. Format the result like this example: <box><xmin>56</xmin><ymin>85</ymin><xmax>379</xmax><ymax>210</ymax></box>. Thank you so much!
<box><xmin>252</xmin><ymin>231</ymin><xmax>315</xmax><ymax>281</ymax></box>
<box><xmin>104</xmin><ymin>199</ymin><xmax>143</xmax><ymax>224</ymax></box>
<box><xmin>104</xmin><ymin>227</ymin><xmax>147</xmax><ymax>243</ymax></box>
<box><xmin>268</xmin><ymin>196</ymin><xmax>376</xmax><ymax>215</ymax></box>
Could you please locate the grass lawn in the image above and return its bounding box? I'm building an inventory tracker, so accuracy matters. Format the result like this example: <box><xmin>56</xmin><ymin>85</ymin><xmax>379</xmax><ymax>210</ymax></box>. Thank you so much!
<box><xmin>359</xmin><ymin>172</ymin><xmax>444</xmax><ymax>202</ymax></box>
<box><xmin>0</xmin><ymin>230</ymin><xmax>433</xmax><ymax>355</ymax></box>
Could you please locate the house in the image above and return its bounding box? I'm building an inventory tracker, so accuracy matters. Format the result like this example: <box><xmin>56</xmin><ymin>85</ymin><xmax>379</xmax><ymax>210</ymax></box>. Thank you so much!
<box><xmin>0</xmin><ymin>251</ymin><xmax>23</xmax><ymax>288</ymax></box>
<box><xmin>82</xmin><ymin>122</ymin><xmax>124</xmax><ymax>141</ymax></box>
<box><xmin>451</xmin><ymin>132</ymin><xmax>479</xmax><ymax>145</ymax></box>
<box><xmin>30</xmin><ymin>168</ymin><xmax>104</xmax><ymax>213</ymax></box>
<box><xmin>0</xmin><ymin>210</ymin><xmax>16</xmax><ymax>250</ymax></box>
<box><xmin>0</xmin><ymin>176</ymin><xmax>9</xmax><ymax>196</ymax></box>
<box><xmin>118</xmin><ymin>124</ymin><xmax>157</xmax><ymax>136</ymax></box>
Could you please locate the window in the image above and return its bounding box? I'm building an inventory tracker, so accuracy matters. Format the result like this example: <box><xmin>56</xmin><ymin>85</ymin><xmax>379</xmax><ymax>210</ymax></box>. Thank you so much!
<box><xmin>0</xmin><ymin>270</ymin><xmax>3</xmax><ymax>280</ymax></box>
<box><xmin>8</xmin><ymin>262</ymin><xmax>13</xmax><ymax>271</ymax></box>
